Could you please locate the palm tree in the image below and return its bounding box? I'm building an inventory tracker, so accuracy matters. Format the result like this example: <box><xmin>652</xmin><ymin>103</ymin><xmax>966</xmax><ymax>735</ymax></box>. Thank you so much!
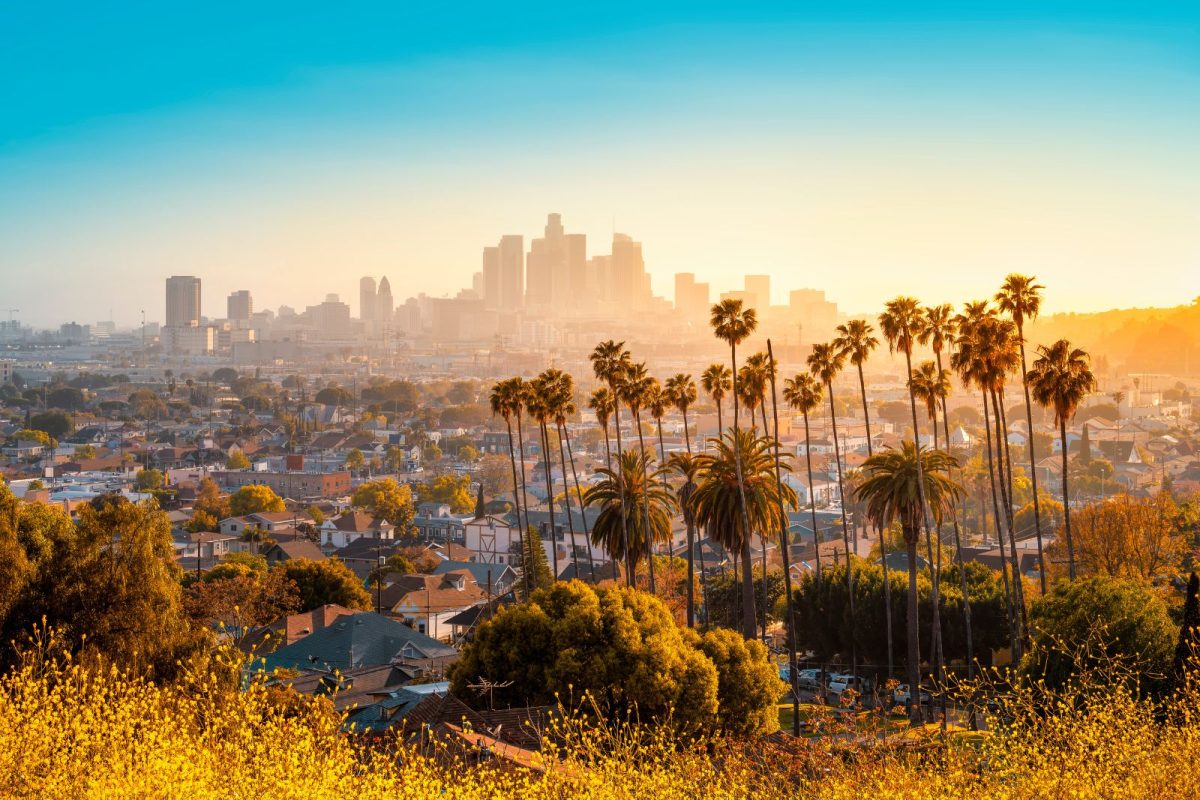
<box><xmin>766</xmin><ymin>340</ymin><xmax>801</xmax><ymax>736</ymax></box>
<box><xmin>584</xmin><ymin>450</ymin><xmax>676</xmax><ymax>577</ymax></box>
<box><xmin>909</xmin><ymin>362</ymin><xmax>951</xmax><ymax>448</ymax></box>
<box><xmin>710</xmin><ymin>298</ymin><xmax>761</xmax><ymax>640</ymax></box>
<box><xmin>808</xmin><ymin>341</ymin><xmax>858</xmax><ymax>674</ymax></box>
<box><xmin>526</xmin><ymin>373</ymin><xmax>560</xmax><ymax>580</ymax></box>
<box><xmin>879</xmin><ymin>296</ymin><xmax>944</xmax><ymax>694</ymax></box>
<box><xmin>588</xmin><ymin>387</ymin><xmax>614</xmax><ymax>467</ymax></box>
<box><xmin>783</xmin><ymin>373</ymin><xmax>824</xmax><ymax>587</ymax></box>
<box><xmin>700</xmin><ymin>363</ymin><xmax>732</xmax><ymax>446</ymax></box>
<box><xmin>952</xmin><ymin>308</ymin><xmax>1024</xmax><ymax>652</ymax></box>
<box><xmin>1027</xmin><ymin>340</ymin><xmax>1096</xmax><ymax>580</ymax></box>
<box><xmin>511</xmin><ymin>378</ymin><xmax>534</xmax><ymax>578</ymax></box>
<box><xmin>668</xmin><ymin>451</ymin><xmax>704</xmax><ymax>628</ymax></box>
<box><xmin>917</xmin><ymin>304</ymin><xmax>976</xmax><ymax>680</ymax></box>
<box><xmin>855</xmin><ymin>442</ymin><xmax>962</xmax><ymax>723</ymax></box>
<box><xmin>546</xmin><ymin>370</ymin><xmax>590</xmax><ymax>581</ymax></box>
<box><xmin>690</xmin><ymin>428</ymin><xmax>796</xmax><ymax>639</ymax></box>
<box><xmin>996</xmin><ymin>274</ymin><xmax>1049</xmax><ymax>593</ymax></box>
<box><xmin>489</xmin><ymin>379</ymin><xmax>528</xmax><ymax>591</ymax></box>
<box><xmin>740</xmin><ymin>351</ymin><xmax>774</xmax><ymax>636</ymax></box>
<box><xmin>665</xmin><ymin>373</ymin><xmax>698</xmax><ymax>455</ymax></box>
<box><xmin>619</xmin><ymin>362</ymin><xmax>659</xmax><ymax>593</ymax></box>
<box><xmin>591</xmin><ymin>341</ymin><xmax>634</xmax><ymax>584</ymax></box>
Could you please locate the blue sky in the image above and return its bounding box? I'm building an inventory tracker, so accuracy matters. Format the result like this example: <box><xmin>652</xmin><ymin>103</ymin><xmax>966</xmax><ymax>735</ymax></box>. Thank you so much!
<box><xmin>2</xmin><ymin>2</ymin><xmax>1198</xmax><ymax>326</ymax></box>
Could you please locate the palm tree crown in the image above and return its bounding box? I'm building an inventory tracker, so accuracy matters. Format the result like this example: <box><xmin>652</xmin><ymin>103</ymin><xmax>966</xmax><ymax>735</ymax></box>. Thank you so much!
<box><xmin>710</xmin><ymin>299</ymin><xmax>758</xmax><ymax>347</ymax></box>
<box><xmin>807</xmin><ymin>341</ymin><xmax>846</xmax><ymax>387</ymax></box>
<box><xmin>700</xmin><ymin>364</ymin><xmax>732</xmax><ymax>405</ymax></box>
<box><xmin>834</xmin><ymin>319</ymin><xmax>878</xmax><ymax>366</ymax></box>
<box><xmin>856</xmin><ymin>444</ymin><xmax>962</xmax><ymax>543</ymax></box>
<box><xmin>584</xmin><ymin>450</ymin><xmax>675</xmax><ymax>571</ymax></box>
<box><xmin>909</xmin><ymin>361</ymin><xmax>951</xmax><ymax>426</ymax></box>
<box><xmin>995</xmin><ymin>273</ymin><xmax>1044</xmax><ymax>331</ymax></box>
<box><xmin>879</xmin><ymin>296</ymin><xmax>925</xmax><ymax>356</ymax></box>
<box><xmin>782</xmin><ymin>373</ymin><xmax>823</xmax><ymax>416</ymax></box>
<box><xmin>588</xmin><ymin>387</ymin><xmax>613</xmax><ymax>431</ymax></box>
<box><xmin>665</xmin><ymin>373</ymin><xmax>697</xmax><ymax>416</ymax></box>
<box><xmin>1027</xmin><ymin>340</ymin><xmax>1096</xmax><ymax>429</ymax></box>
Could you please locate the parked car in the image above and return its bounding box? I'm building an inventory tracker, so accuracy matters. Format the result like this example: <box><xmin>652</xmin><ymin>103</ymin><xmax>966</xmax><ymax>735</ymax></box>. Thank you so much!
<box><xmin>893</xmin><ymin>684</ymin><xmax>932</xmax><ymax>706</ymax></box>
<box><xmin>828</xmin><ymin>674</ymin><xmax>874</xmax><ymax>695</ymax></box>
<box><xmin>795</xmin><ymin>668</ymin><xmax>823</xmax><ymax>690</ymax></box>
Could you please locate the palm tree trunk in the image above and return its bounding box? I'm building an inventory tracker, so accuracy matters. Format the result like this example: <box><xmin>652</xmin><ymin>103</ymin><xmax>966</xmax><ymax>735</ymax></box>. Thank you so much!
<box><xmin>729</xmin><ymin>342</ymin><xmax>759</xmax><ymax>640</ymax></box>
<box><xmin>680</xmin><ymin>409</ymin><xmax>698</xmax><ymax>626</ymax></box>
<box><xmin>635</xmin><ymin>409</ymin><xmax>657</xmax><ymax>595</ymax></box>
<box><xmin>715</xmin><ymin>398</ymin><xmax>724</xmax><ymax>449</ymax></box>
<box><xmin>610</xmin><ymin>391</ymin><xmax>634</xmax><ymax>586</ymax></box>
<box><xmin>514</xmin><ymin>409</ymin><xmax>532</xmax><ymax>539</ymax></box>
<box><xmin>933</xmin><ymin>351</ymin><xmax>974</xmax><ymax>685</ymax></box>
<box><xmin>996</xmin><ymin>391</ymin><xmax>1029</xmax><ymax>641</ymax></box>
<box><xmin>1016</xmin><ymin>332</ymin><xmax>1048</xmax><ymax>594</ymax></box>
<box><xmin>826</xmin><ymin>382</ymin><xmax>857</xmax><ymax>680</ymax></box>
<box><xmin>982</xmin><ymin>392</ymin><xmax>1020</xmax><ymax>658</ymax></box>
<box><xmin>903</xmin><ymin>348</ymin><xmax>941</xmax><ymax>722</ymax></box>
<box><xmin>540</xmin><ymin>421</ymin><xmax>558</xmax><ymax>581</ymax></box>
<box><xmin>857</xmin><ymin>360</ymin><xmax>893</xmax><ymax>680</ymax></box>
<box><xmin>802</xmin><ymin>411</ymin><xmax>822</xmax><ymax>588</ymax></box>
<box><xmin>766</xmin><ymin>340</ymin><xmax>801</xmax><ymax>736</ymax></box>
<box><xmin>504</xmin><ymin>417</ymin><xmax>529</xmax><ymax>596</ymax></box>
<box><xmin>991</xmin><ymin>389</ymin><xmax>1027</xmax><ymax>646</ymax></box>
<box><xmin>555</xmin><ymin>422</ymin><xmax>580</xmax><ymax>580</ymax></box>
<box><xmin>905</xmin><ymin>532</ymin><xmax>922</xmax><ymax>724</ymax></box>
<box><xmin>1060</xmin><ymin>418</ymin><xmax>1076</xmax><ymax>579</ymax></box>
<box><xmin>562</xmin><ymin>424</ymin><xmax>595</xmax><ymax>582</ymax></box>
<box><xmin>759</xmin><ymin>402</ymin><xmax>772</xmax><ymax>641</ymax></box>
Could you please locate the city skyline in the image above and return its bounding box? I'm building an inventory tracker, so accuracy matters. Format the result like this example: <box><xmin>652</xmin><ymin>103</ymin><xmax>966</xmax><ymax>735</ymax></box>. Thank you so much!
<box><xmin>3</xmin><ymin>4</ymin><xmax>1199</xmax><ymax>326</ymax></box>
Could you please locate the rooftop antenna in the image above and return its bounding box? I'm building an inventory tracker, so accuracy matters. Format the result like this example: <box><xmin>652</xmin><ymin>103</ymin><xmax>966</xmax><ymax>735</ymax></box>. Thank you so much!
<box><xmin>467</xmin><ymin>677</ymin><xmax>513</xmax><ymax>711</ymax></box>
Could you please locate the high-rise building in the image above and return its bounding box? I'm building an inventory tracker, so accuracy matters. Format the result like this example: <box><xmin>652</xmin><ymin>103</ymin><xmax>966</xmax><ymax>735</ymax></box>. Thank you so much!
<box><xmin>674</xmin><ymin>273</ymin><xmax>710</xmax><ymax>318</ymax></box>
<box><xmin>610</xmin><ymin>233</ymin><xmax>650</xmax><ymax>311</ymax></box>
<box><xmin>526</xmin><ymin>213</ymin><xmax>576</xmax><ymax>308</ymax></box>
<box><xmin>227</xmin><ymin>290</ymin><xmax>252</xmax><ymax>321</ymax></box>
<box><xmin>481</xmin><ymin>246</ymin><xmax>501</xmax><ymax>309</ymax></box>
<box><xmin>359</xmin><ymin>276</ymin><xmax>377</xmax><ymax>322</ymax></box>
<box><xmin>498</xmin><ymin>235</ymin><xmax>524</xmax><ymax>310</ymax></box>
<box><xmin>165</xmin><ymin>276</ymin><xmax>201</xmax><ymax>327</ymax></box>
<box><xmin>744</xmin><ymin>275</ymin><xmax>771</xmax><ymax>312</ymax></box>
<box><xmin>305</xmin><ymin>294</ymin><xmax>352</xmax><ymax>340</ymax></box>
<box><xmin>377</xmin><ymin>276</ymin><xmax>394</xmax><ymax>330</ymax></box>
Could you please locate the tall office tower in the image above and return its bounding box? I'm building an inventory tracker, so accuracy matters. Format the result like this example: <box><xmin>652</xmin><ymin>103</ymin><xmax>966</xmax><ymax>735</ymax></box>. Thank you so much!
<box><xmin>481</xmin><ymin>246</ymin><xmax>501</xmax><ymax>309</ymax></box>
<box><xmin>227</xmin><ymin>290</ymin><xmax>253</xmax><ymax>321</ymax></box>
<box><xmin>744</xmin><ymin>275</ymin><xmax>771</xmax><ymax>312</ymax></box>
<box><xmin>674</xmin><ymin>273</ymin><xmax>710</xmax><ymax>317</ymax></box>
<box><xmin>565</xmin><ymin>232</ymin><xmax>587</xmax><ymax>305</ymax></box>
<box><xmin>359</xmin><ymin>276</ymin><xmax>377</xmax><ymax>322</ymax></box>
<box><xmin>610</xmin><ymin>233</ymin><xmax>650</xmax><ymax>311</ymax></box>
<box><xmin>498</xmin><ymin>235</ymin><xmax>524</xmax><ymax>310</ymax></box>
<box><xmin>165</xmin><ymin>276</ymin><xmax>201</xmax><ymax>327</ymax></box>
<box><xmin>471</xmin><ymin>271</ymin><xmax>484</xmax><ymax>299</ymax></box>
<box><xmin>587</xmin><ymin>254</ymin><xmax>611</xmax><ymax>303</ymax></box>
<box><xmin>376</xmin><ymin>276</ymin><xmax>394</xmax><ymax>329</ymax></box>
<box><xmin>526</xmin><ymin>213</ymin><xmax>564</xmax><ymax>308</ymax></box>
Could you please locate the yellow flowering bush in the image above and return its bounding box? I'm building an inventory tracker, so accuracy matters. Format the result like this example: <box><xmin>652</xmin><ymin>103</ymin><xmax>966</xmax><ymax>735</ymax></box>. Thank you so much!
<box><xmin>4</xmin><ymin>634</ymin><xmax>1200</xmax><ymax>799</ymax></box>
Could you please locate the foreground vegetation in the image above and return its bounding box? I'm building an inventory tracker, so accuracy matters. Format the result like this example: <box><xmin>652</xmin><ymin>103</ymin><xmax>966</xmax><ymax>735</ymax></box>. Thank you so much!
<box><xmin>5</xmin><ymin>636</ymin><xmax>1200</xmax><ymax>798</ymax></box>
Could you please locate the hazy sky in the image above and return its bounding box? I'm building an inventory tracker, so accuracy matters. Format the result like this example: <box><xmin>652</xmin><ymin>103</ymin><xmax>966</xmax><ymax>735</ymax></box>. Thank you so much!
<box><xmin>2</xmin><ymin>2</ymin><xmax>1199</xmax><ymax>327</ymax></box>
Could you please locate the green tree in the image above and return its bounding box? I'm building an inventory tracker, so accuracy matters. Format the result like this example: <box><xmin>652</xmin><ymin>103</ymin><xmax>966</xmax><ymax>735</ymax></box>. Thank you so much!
<box><xmin>10</xmin><ymin>429</ymin><xmax>55</xmax><ymax>449</ymax></box>
<box><xmin>1021</xmin><ymin>575</ymin><xmax>1175</xmax><ymax>698</ymax></box>
<box><xmin>47</xmin><ymin>386</ymin><xmax>85</xmax><ymax>410</ymax></box>
<box><xmin>276</xmin><ymin>559</ymin><xmax>371</xmax><ymax>612</ymax></box>
<box><xmin>194</xmin><ymin>477</ymin><xmax>231</xmax><ymax>521</ymax></box>
<box><xmin>229</xmin><ymin>484</ymin><xmax>285</xmax><ymax>516</ymax></box>
<box><xmin>518</xmin><ymin>525</ymin><xmax>554</xmax><ymax>597</ymax></box>
<box><xmin>226</xmin><ymin>450</ymin><xmax>251</xmax><ymax>470</ymax></box>
<box><xmin>351</xmin><ymin>478</ymin><xmax>416</xmax><ymax>532</ymax></box>
<box><xmin>451</xmin><ymin>581</ymin><xmax>777</xmax><ymax>738</ymax></box>
<box><xmin>30</xmin><ymin>411</ymin><xmax>71</xmax><ymax>440</ymax></box>
<box><xmin>417</xmin><ymin>474</ymin><xmax>473</xmax><ymax>513</ymax></box>
<box><xmin>697</xmin><ymin>627</ymin><xmax>784</xmax><ymax>738</ymax></box>
<box><xmin>135</xmin><ymin>468</ymin><xmax>164</xmax><ymax>492</ymax></box>
<box><xmin>344</xmin><ymin>449</ymin><xmax>366</xmax><ymax>474</ymax></box>
<box><xmin>306</xmin><ymin>505</ymin><xmax>325</xmax><ymax>525</ymax></box>
<box><xmin>705</xmin><ymin>569</ymin><xmax>787</xmax><ymax>634</ymax></box>
<box><xmin>584</xmin><ymin>450</ymin><xmax>675</xmax><ymax>577</ymax></box>
<box><xmin>74</xmin><ymin>444</ymin><xmax>97</xmax><ymax>459</ymax></box>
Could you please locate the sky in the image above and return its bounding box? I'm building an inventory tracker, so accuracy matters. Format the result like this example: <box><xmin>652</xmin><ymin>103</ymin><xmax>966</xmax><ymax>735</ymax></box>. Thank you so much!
<box><xmin>2</xmin><ymin>2</ymin><xmax>1199</xmax><ymax>327</ymax></box>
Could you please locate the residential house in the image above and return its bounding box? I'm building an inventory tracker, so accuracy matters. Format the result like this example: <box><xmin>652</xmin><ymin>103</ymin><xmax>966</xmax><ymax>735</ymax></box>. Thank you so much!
<box><xmin>378</xmin><ymin>570</ymin><xmax>488</xmax><ymax>640</ymax></box>
<box><xmin>255</xmin><ymin>612</ymin><xmax>458</xmax><ymax>676</ymax></box>
<box><xmin>263</xmin><ymin>539</ymin><xmax>327</xmax><ymax>565</ymax></box>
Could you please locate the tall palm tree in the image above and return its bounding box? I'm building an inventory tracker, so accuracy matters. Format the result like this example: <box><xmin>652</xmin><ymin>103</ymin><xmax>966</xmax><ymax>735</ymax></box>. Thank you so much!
<box><xmin>834</xmin><ymin>317</ymin><xmax>893</xmax><ymax>676</ymax></box>
<box><xmin>879</xmin><ymin>296</ymin><xmax>943</xmax><ymax>693</ymax></box>
<box><xmin>766</xmin><ymin>341</ymin><xmax>802</xmax><ymax>736</ymax></box>
<box><xmin>855</xmin><ymin>442</ymin><xmax>962</xmax><ymax>724</ymax></box>
<box><xmin>952</xmin><ymin>308</ymin><xmax>1024</xmax><ymax>652</ymax></box>
<box><xmin>996</xmin><ymin>274</ymin><xmax>1049</xmax><ymax>593</ymax></box>
<box><xmin>585</xmin><ymin>450</ymin><xmax>676</xmax><ymax>576</ymax></box>
<box><xmin>783</xmin><ymin>373</ymin><xmax>824</xmax><ymax>588</ymax></box>
<box><xmin>917</xmin><ymin>304</ymin><xmax>976</xmax><ymax>680</ymax></box>
<box><xmin>808</xmin><ymin>341</ymin><xmax>858</xmax><ymax>673</ymax></box>
<box><xmin>489</xmin><ymin>378</ymin><xmax>528</xmax><ymax>591</ymax></box>
<box><xmin>700</xmin><ymin>364</ymin><xmax>732</xmax><ymax>447</ymax></box>
<box><xmin>909</xmin><ymin>362</ymin><xmax>951</xmax><ymax>449</ymax></box>
<box><xmin>619</xmin><ymin>362</ymin><xmax>659</xmax><ymax>593</ymax></box>
<box><xmin>690</xmin><ymin>428</ymin><xmax>796</xmax><ymax>638</ymax></box>
<box><xmin>511</xmin><ymin>378</ymin><xmax>534</xmax><ymax>577</ymax></box>
<box><xmin>546</xmin><ymin>370</ymin><xmax>587</xmax><ymax>581</ymax></box>
<box><xmin>1027</xmin><ymin>339</ymin><xmax>1096</xmax><ymax>581</ymax></box>
<box><xmin>740</xmin><ymin>352</ymin><xmax>775</xmax><ymax>638</ymax></box>
<box><xmin>710</xmin><ymin>298</ymin><xmax>760</xmax><ymax>640</ymax></box>
<box><xmin>588</xmin><ymin>387</ymin><xmax>614</xmax><ymax>467</ymax></box>
<box><xmin>668</xmin><ymin>451</ymin><xmax>704</xmax><ymax>628</ymax></box>
<box><xmin>666</xmin><ymin>373</ymin><xmax>698</xmax><ymax>455</ymax></box>
<box><xmin>590</xmin><ymin>341</ymin><xmax>634</xmax><ymax>584</ymax></box>
<box><xmin>526</xmin><ymin>373</ymin><xmax>560</xmax><ymax>580</ymax></box>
